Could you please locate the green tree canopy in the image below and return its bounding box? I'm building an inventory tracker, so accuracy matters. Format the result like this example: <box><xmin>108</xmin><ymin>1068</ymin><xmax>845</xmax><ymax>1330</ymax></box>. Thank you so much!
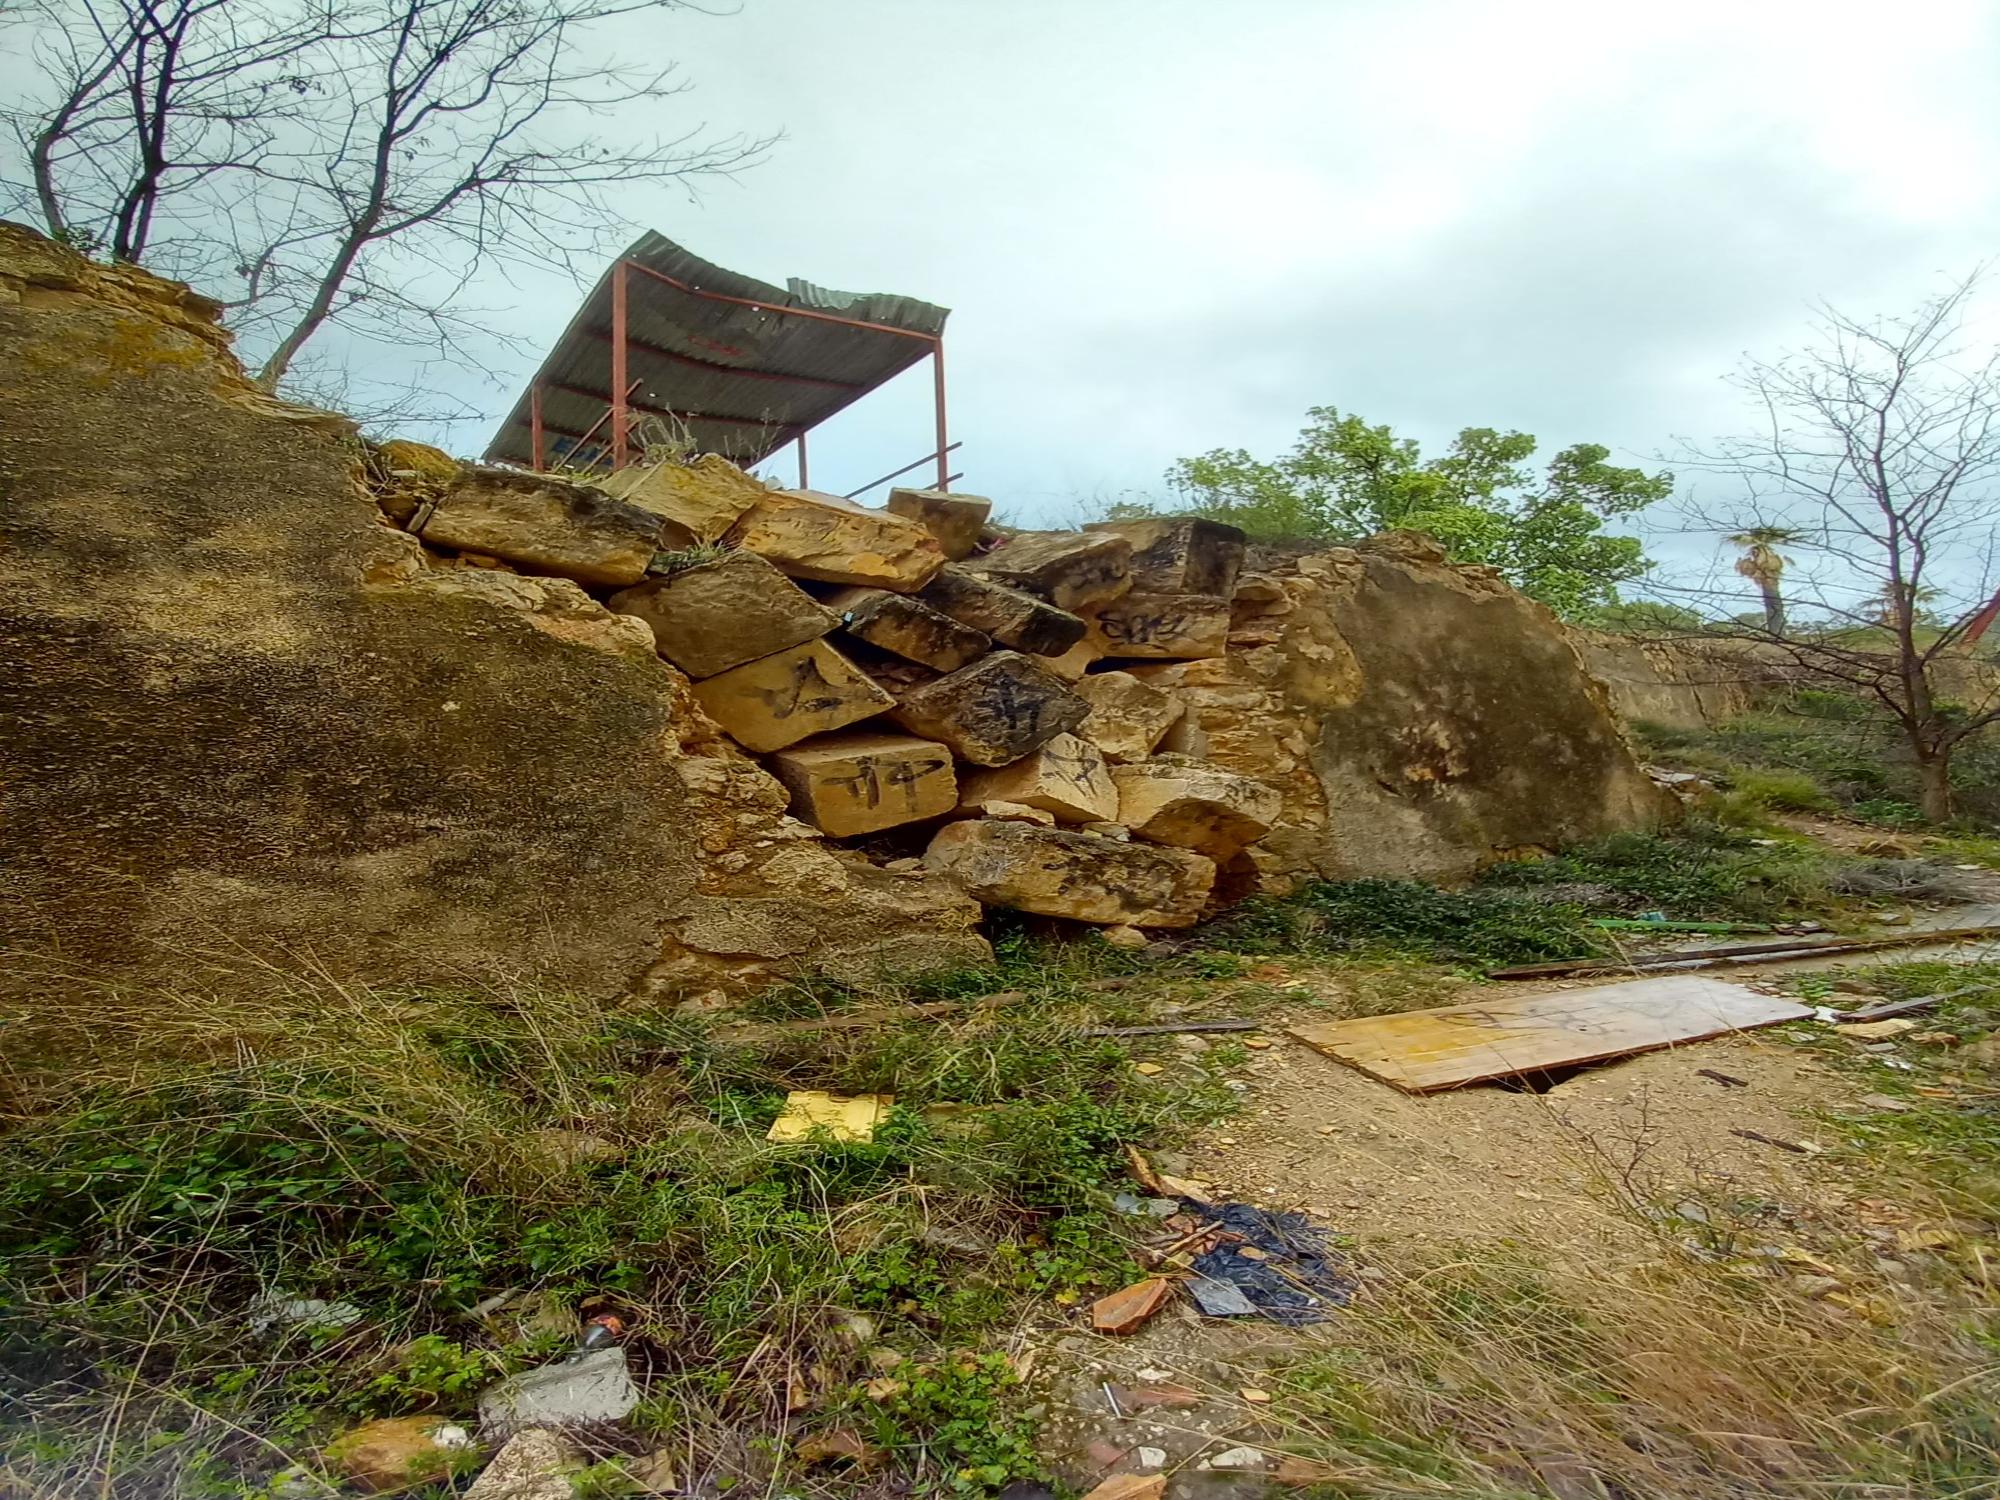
<box><xmin>1130</xmin><ymin>406</ymin><xmax>1671</xmax><ymax>617</ymax></box>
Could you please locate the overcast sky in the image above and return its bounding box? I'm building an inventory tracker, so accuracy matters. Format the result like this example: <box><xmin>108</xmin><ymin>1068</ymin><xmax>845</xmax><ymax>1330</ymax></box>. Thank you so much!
<box><xmin>22</xmin><ymin>0</ymin><xmax>2000</xmax><ymax>580</ymax></box>
<box><xmin>420</xmin><ymin>0</ymin><xmax>2000</xmax><ymax>554</ymax></box>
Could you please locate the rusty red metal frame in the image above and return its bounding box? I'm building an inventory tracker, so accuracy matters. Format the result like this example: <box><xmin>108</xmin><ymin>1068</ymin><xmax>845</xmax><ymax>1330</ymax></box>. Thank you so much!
<box><xmin>533</xmin><ymin>256</ymin><xmax>950</xmax><ymax>491</ymax></box>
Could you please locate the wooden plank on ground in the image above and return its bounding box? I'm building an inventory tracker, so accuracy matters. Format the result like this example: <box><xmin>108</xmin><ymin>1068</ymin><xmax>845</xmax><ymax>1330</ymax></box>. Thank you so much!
<box><xmin>1287</xmin><ymin>976</ymin><xmax>1813</xmax><ymax>1094</ymax></box>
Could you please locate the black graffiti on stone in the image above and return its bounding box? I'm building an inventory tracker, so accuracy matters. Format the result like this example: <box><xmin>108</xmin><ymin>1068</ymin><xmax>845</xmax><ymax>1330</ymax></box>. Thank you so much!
<box><xmin>757</xmin><ymin>656</ymin><xmax>853</xmax><ymax>719</ymax></box>
<box><xmin>1037</xmin><ymin>736</ymin><xmax>1101</xmax><ymax>788</ymax></box>
<box><xmin>1096</xmin><ymin>608</ymin><xmax>1198</xmax><ymax>646</ymax></box>
<box><xmin>827</xmin><ymin>752</ymin><xmax>950</xmax><ymax>810</ymax></box>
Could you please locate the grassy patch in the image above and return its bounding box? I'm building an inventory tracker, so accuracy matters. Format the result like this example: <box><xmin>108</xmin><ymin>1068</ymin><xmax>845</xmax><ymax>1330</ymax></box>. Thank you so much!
<box><xmin>1260</xmin><ymin>1247</ymin><xmax>2000</xmax><ymax>1498</ymax></box>
<box><xmin>0</xmin><ymin>944</ymin><xmax>1239</xmax><ymax>1498</ymax></box>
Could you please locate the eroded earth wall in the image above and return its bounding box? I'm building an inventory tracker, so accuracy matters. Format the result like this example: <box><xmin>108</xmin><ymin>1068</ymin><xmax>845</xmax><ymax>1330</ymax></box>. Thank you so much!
<box><xmin>0</xmin><ymin>225</ymin><xmax>1674</xmax><ymax>1005</ymax></box>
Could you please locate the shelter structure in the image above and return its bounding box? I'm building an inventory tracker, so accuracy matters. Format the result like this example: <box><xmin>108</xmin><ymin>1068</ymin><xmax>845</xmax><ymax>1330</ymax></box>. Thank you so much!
<box><xmin>485</xmin><ymin>233</ymin><xmax>955</xmax><ymax>496</ymax></box>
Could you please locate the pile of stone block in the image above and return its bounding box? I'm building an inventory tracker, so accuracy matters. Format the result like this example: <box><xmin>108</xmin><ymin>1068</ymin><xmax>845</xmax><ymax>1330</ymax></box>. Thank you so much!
<box><xmin>372</xmin><ymin>451</ymin><xmax>1287</xmax><ymax>930</ymax></box>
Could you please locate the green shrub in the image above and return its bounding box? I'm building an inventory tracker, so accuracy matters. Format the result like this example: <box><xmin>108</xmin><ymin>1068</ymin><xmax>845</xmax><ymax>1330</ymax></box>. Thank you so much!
<box><xmin>1215</xmin><ymin>879</ymin><xmax>1604</xmax><ymax>968</ymax></box>
<box><xmin>1729</xmin><ymin>768</ymin><xmax>1835</xmax><ymax>812</ymax></box>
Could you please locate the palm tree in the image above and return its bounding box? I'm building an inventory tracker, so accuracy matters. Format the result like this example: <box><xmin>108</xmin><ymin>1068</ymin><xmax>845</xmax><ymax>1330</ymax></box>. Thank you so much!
<box><xmin>1728</xmin><ymin>528</ymin><xmax>1796</xmax><ymax>636</ymax></box>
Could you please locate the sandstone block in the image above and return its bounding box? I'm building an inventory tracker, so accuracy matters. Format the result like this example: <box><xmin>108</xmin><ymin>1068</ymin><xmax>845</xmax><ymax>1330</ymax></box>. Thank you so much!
<box><xmin>918</xmin><ymin>566</ymin><xmax>1087</xmax><ymax>656</ymax></box>
<box><xmin>886</xmin><ymin>487</ymin><xmax>992</xmax><ymax>560</ymax></box>
<box><xmin>1073</xmin><ymin>671</ymin><xmax>1184</xmax><ymax>762</ymax></box>
<box><xmin>1111</xmin><ymin>759</ymin><xmax>1283</xmax><ymax>859</ymax></box>
<box><xmin>1084</xmin><ymin>592</ymin><xmax>1231</xmax><ymax>660</ymax></box>
<box><xmin>1085</xmin><ymin>516</ymin><xmax>1245</xmax><ymax>596</ymax></box>
<box><xmin>958</xmin><ymin>732</ymin><xmax>1119</xmax><ymax>824</ymax></box>
<box><xmin>724</xmin><ymin>488</ymin><xmax>945</xmax><ymax>590</ymax></box>
<box><xmin>923</xmin><ymin>820</ymin><xmax>1215</xmax><ymax>928</ymax></box>
<box><xmin>692</xmin><ymin>640</ymin><xmax>894</xmax><ymax>753</ymax></box>
<box><xmin>966</xmin><ymin>530</ymin><xmax>1132</xmax><ymax>612</ymax></box>
<box><xmin>889</xmin><ymin>651</ymin><xmax>1088</xmax><ymax>766</ymax></box>
<box><xmin>419</xmin><ymin>468</ymin><xmax>670</xmax><ymax>587</ymax></box>
<box><xmin>825</xmin><ymin>586</ymin><xmax>990</xmax><ymax>671</ymax></box>
<box><xmin>1039</xmin><ymin>638</ymin><xmax>1102</xmax><ymax>681</ymax></box>
<box><xmin>600</xmin><ymin>453</ymin><xmax>770</xmax><ymax>541</ymax></box>
<box><xmin>976</xmin><ymin>800</ymin><xmax>1056</xmax><ymax>826</ymax></box>
<box><xmin>325</xmin><ymin>1417</ymin><xmax>474</xmax><ymax>1494</ymax></box>
<box><xmin>769</xmin><ymin>731</ymin><xmax>957</xmax><ymax>836</ymax></box>
<box><xmin>610</xmin><ymin>551</ymin><xmax>836</xmax><ymax>678</ymax></box>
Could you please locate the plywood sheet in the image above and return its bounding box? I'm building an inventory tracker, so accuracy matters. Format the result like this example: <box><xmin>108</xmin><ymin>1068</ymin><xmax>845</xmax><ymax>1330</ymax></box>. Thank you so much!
<box><xmin>1288</xmin><ymin>977</ymin><xmax>1812</xmax><ymax>1093</ymax></box>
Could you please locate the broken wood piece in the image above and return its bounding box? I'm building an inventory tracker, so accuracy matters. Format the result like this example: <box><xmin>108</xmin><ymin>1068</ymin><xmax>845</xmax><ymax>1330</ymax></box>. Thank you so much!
<box><xmin>1841</xmin><ymin>982</ymin><xmax>2000</xmax><ymax>1023</ymax></box>
<box><xmin>1287</xmin><ymin>977</ymin><xmax>1812</xmax><ymax>1093</ymax></box>
<box><xmin>1079</xmin><ymin>1475</ymin><xmax>1167</xmax><ymax>1500</ymax></box>
<box><xmin>1732</xmin><ymin>1128</ymin><xmax>1811</xmax><ymax>1154</ymax></box>
<box><xmin>1091</xmin><ymin>1277</ymin><xmax>1174</xmax><ymax>1335</ymax></box>
<box><xmin>1124</xmin><ymin>1144</ymin><xmax>1166</xmax><ymax>1195</ymax></box>
<box><xmin>1697</xmin><ymin>1068</ymin><xmax>1749</xmax><ymax>1088</ymax></box>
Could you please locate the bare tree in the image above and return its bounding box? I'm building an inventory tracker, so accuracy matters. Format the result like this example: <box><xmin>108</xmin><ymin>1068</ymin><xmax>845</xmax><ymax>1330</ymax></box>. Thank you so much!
<box><xmin>1676</xmin><ymin>275</ymin><xmax>2000</xmax><ymax>821</ymax></box>
<box><xmin>3</xmin><ymin>0</ymin><xmax>767</xmax><ymax>395</ymax></box>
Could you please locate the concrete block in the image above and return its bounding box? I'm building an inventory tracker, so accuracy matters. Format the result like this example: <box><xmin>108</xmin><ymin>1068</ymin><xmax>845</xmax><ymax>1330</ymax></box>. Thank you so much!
<box><xmin>1084</xmin><ymin>592</ymin><xmax>1230</xmax><ymax>660</ymax></box>
<box><xmin>1073</xmin><ymin>671</ymin><xmax>1184</xmax><ymax>762</ymax></box>
<box><xmin>889</xmin><ymin>651</ymin><xmax>1088</xmax><ymax>767</ymax></box>
<box><xmin>965</xmin><ymin>530</ymin><xmax>1132</xmax><ymax>612</ymax></box>
<box><xmin>1086</xmin><ymin>516</ymin><xmax>1246</xmax><ymax>596</ymax></box>
<box><xmin>918</xmin><ymin>566</ymin><xmax>1087</xmax><ymax>656</ymax></box>
<box><xmin>769</xmin><ymin>731</ymin><xmax>957</xmax><ymax>836</ymax></box>
<box><xmin>826</xmin><ymin>586</ymin><xmax>990</xmax><ymax>671</ymax></box>
<box><xmin>1111</xmin><ymin>758</ymin><xmax>1283</xmax><ymax>859</ymax></box>
<box><xmin>724</xmin><ymin>488</ymin><xmax>945</xmax><ymax>590</ymax></box>
<box><xmin>692</xmin><ymin>639</ymin><xmax>894</xmax><ymax>752</ymax></box>
<box><xmin>419</xmin><ymin>468</ymin><xmax>668</xmax><ymax>587</ymax></box>
<box><xmin>958</xmin><ymin>732</ymin><xmax>1119</xmax><ymax>823</ymax></box>
<box><xmin>610</xmin><ymin>551</ymin><xmax>836</xmax><ymax>678</ymax></box>
<box><xmin>886</xmin><ymin>487</ymin><xmax>992</xmax><ymax>560</ymax></box>
<box><xmin>922</xmin><ymin>820</ymin><xmax>1215</xmax><ymax>928</ymax></box>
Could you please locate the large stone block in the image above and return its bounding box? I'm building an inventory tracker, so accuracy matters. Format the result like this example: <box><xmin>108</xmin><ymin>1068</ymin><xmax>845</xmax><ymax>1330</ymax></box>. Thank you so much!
<box><xmin>958</xmin><ymin>732</ymin><xmax>1118</xmax><ymax>823</ymax></box>
<box><xmin>1073</xmin><ymin>671</ymin><xmax>1184</xmax><ymax>762</ymax></box>
<box><xmin>418</xmin><ymin>468</ymin><xmax>668</xmax><ymax>587</ymax></box>
<box><xmin>691</xmin><ymin>640</ymin><xmax>894</xmax><ymax>753</ymax></box>
<box><xmin>886</xmin><ymin>487</ymin><xmax>992</xmax><ymax>561</ymax></box>
<box><xmin>1110</xmin><ymin>758</ymin><xmax>1284</xmax><ymax>859</ymax></box>
<box><xmin>769</xmin><ymin>731</ymin><xmax>957</xmax><ymax>836</ymax></box>
<box><xmin>825</xmin><ymin>586</ymin><xmax>990</xmax><ymax>671</ymax></box>
<box><xmin>1084</xmin><ymin>592</ymin><xmax>1230</xmax><ymax>660</ymax></box>
<box><xmin>889</xmin><ymin>651</ymin><xmax>1089</xmax><ymax>767</ymax></box>
<box><xmin>599</xmin><ymin>453</ymin><xmax>770</xmax><ymax>542</ymax></box>
<box><xmin>965</xmin><ymin>530</ymin><xmax>1132</xmax><ymax>612</ymax></box>
<box><xmin>922</xmin><ymin>820</ymin><xmax>1215</xmax><ymax>928</ymax></box>
<box><xmin>918</xmin><ymin>566</ymin><xmax>1087</xmax><ymax>656</ymax></box>
<box><xmin>610</xmin><ymin>551</ymin><xmax>836</xmax><ymax>678</ymax></box>
<box><xmin>1085</xmin><ymin>516</ymin><xmax>1246</xmax><ymax>597</ymax></box>
<box><xmin>724</xmin><ymin>488</ymin><xmax>945</xmax><ymax>590</ymax></box>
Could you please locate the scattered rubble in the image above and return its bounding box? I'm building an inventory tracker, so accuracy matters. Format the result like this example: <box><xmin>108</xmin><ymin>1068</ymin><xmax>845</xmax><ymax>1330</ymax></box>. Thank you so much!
<box><xmin>477</xmin><ymin>1346</ymin><xmax>639</xmax><ymax>1438</ymax></box>
<box><xmin>324</xmin><ymin>1416</ymin><xmax>475</xmax><ymax>1493</ymax></box>
<box><xmin>463</xmin><ymin>1430</ymin><xmax>578</xmax><ymax>1500</ymax></box>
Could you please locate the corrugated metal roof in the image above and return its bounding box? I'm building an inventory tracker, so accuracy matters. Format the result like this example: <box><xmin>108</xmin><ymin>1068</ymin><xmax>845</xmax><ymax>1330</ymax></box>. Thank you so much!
<box><xmin>484</xmin><ymin>232</ymin><xmax>949</xmax><ymax>471</ymax></box>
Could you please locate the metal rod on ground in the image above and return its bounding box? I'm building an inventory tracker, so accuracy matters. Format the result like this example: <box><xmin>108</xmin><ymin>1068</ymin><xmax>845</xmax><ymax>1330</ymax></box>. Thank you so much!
<box><xmin>841</xmin><ymin>443</ymin><xmax>964</xmax><ymax>500</ymax></box>
<box><xmin>1486</xmin><ymin>924</ymin><xmax>2000</xmax><ymax>981</ymax></box>
<box><xmin>1083</xmin><ymin>1020</ymin><xmax>1259</xmax><ymax>1038</ymax></box>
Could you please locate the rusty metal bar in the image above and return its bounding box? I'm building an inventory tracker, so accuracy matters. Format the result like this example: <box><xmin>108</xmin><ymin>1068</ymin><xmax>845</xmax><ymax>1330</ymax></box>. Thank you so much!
<box><xmin>611</xmin><ymin>260</ymin><xmax>631</xmax><ymax>470</ymax></box>
<box><xmin>841</xmin><ymin>442</ymin><xmax>965</xmax><ymax>501</ymax></box>
<box><xmin>623</xmin><ymin>259</ymin><xmax>938</xmax><ymax>341</ymax></box>
<box><xmin>931</xmin><ymin>340</ymin><xmax>949</xmax><ymax>491</ymax></box>
<box><xmin>797</xmin><ymin>431</ymin><xmax>809</xmax><ymax>490</ymax></box>
<box><xmin>529</xmin><ymin>384</ymin><xmax>545</xmax><ymax>471</ymax></box>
